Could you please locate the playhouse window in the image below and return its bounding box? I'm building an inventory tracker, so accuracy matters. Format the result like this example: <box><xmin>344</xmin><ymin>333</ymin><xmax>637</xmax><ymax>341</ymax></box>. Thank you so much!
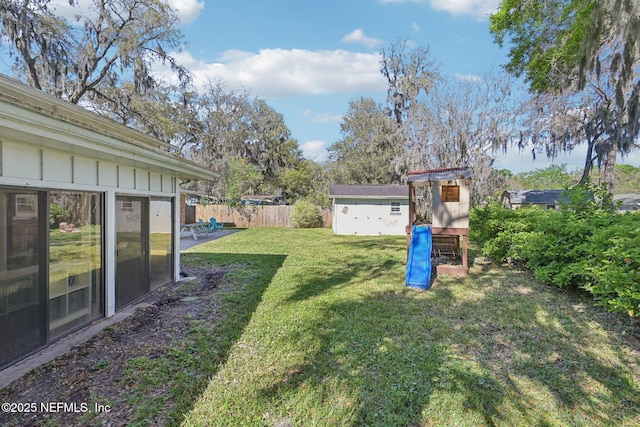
<box><xmin>390</xmin><ymin>202</ymin><xmax>401</xmax><ymax>215</ymax></box>
<box><xmin>441</xmin><ymin>185</ymin><xmax>460</xmax><ymax>202</ymax></box>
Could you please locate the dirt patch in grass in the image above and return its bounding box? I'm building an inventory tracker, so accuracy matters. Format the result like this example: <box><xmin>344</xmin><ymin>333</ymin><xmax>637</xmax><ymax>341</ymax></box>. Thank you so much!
<box><xmin>0</xmin><ymin>265</ymin><xmax>230</xmax><ymax>427</ymax></box>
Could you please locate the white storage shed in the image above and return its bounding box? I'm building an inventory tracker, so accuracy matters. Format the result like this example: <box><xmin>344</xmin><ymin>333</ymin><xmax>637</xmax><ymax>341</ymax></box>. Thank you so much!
<box><xmin>329</xmin><ymin>185</ymin><xmax>408</xmax><ymax>236</ymax></box>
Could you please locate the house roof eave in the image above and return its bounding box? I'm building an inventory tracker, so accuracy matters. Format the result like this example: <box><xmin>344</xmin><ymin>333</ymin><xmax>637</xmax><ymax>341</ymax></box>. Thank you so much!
<box><xmin>0</xmin><ymin>74</ymin><xmax>218</xmax><ymax>182</ymax></box>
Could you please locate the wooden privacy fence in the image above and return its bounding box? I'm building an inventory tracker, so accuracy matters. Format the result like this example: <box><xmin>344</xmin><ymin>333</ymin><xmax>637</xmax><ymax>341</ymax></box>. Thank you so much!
<box><xmin>195</xmin><ymin>204</ymin><xmax>332</xmax><ymax>228</ymax></box>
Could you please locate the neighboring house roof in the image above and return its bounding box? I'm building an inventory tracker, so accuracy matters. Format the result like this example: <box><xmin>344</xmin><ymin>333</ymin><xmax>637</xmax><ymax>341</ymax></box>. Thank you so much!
<box><xmin>407</xmin><ymin>167</ymin><xmax>473</xmax><ymax>183</ymax></box>
<box><xmin>0</xmin><ymin>73</ymin><xmax>218</xmax><ymax>182</ymax></box>
<box><xmin>241</xmin><ymin>195</ymin><xmax>285</xmax><ymax>205</ymax></box>
<box><xmin>242</xmin><ymin>195</ymin><xmax>282</xmax><ymax>201</ymax></box>
<box><xmin>503</xmin><ymin>190</ymin><xmax>567</xmax><ymax>205</ymax></box>
<box><xmin>614</xmin><ymin>193</ymin><xmax>640</xmax><ymax>211</ymax></box>
<box><xmin>329</xmin><ymin>184</ymin><xmax>408</xmax><ymax>199</ymax></box>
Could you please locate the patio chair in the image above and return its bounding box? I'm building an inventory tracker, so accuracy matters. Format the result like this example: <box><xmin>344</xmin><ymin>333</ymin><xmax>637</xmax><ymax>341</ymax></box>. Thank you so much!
<box><xmin>209</xmin><ymin>217</ymin><xmax>224</xmax><ymax>231</ymax></box>
<box><xmin>197</xmin><ymin>218</ymin><xmax>211</xmax><ymax>236</ymax></box>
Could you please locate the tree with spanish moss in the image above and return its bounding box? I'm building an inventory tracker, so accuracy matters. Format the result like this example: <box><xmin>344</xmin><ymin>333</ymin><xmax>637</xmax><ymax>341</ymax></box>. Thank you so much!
<box><xmin>490</xmin><ymin>0</ymin><xmax>640</xmax><ymax>191</ymax></box>
<box><xmin>0</xmin><ymin>0</ymin><xmax>189</xmax><ymax>109</ymax></box>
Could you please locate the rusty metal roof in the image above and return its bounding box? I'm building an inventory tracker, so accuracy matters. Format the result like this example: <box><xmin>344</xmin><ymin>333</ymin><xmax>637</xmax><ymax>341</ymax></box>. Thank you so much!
<box><xmin>407</xmin><ymin>167</ymin><xmax>472</xmax><ymax>183</ymax></box>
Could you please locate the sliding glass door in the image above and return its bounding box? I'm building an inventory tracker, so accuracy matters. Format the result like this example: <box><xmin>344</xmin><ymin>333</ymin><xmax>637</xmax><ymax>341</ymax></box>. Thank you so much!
<box><xmin>48</xmin><ymin>192</ymin><xmax>103</xmax><ymax>338</ymax></box>
<box><xmin>0</xmin><ymin>190</ymin><xmax>46</xmax><ymax>367</ymax></box>
<box><xmin>1</xmin><ymin>189</ymin><xmax>174</xmax><ymax>367</ymax></box>
<box><xmin>149</xmin><ymin>198</ymin><xmax>173</xmax><ymax>290</ymax></box>
<box><xmin>116</xmin><ymin>196</ymin><xmax>149</xmax><ymax>309</ymax></box>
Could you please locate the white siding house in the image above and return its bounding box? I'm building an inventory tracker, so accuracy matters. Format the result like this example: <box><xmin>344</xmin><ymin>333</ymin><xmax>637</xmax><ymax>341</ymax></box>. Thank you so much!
<box><xmin>329</xmin><ymin>185</ymin><xmax>408</xmax><ymax>235</ymax></box>
<box><xmin>0</xmin><ymin>74</ymin><xmax>217</xmax><ymax>369</ymax></box>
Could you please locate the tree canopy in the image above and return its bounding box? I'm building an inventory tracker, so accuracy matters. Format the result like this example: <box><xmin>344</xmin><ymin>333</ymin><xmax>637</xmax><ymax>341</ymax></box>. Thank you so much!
<box><xmin>178</xmin><ymin>82</ymin><xmax>307</xmax><ymax>204</ymax></box>
<box><xmin>490</xmin><ymin>0</ymin><xmax>640</xmax><ymax>191</ymax></box>
<box><xmin>0</xmin><ymin>0</ymin><xmax>188</xmax><ymax>106</ymax></box>
<box><xmin>328</xmin><ymin>97</ymin><xmax>403</xmax><ymax>185</ymax></box>
<box><xmin>330</xmin><ymin>43</ymin><xmax>522</xmax><ymax>204</ymax></box>
<box><xmin>380</xmin><ymin>40</ymin><xmax>440</xmax><ymax>126</ymax></box>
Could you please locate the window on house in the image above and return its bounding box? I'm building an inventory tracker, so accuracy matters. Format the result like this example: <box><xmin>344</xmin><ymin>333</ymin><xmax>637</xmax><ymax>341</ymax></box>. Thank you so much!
<box><xmin>120</xmin><ymin>200</ymin><xmax>133</xmax><ymax>211</ymax></box>
<box><xmin>390</xmin><ymin>202</ymin><xmax>401</xmax><ymax>215</ymax></box>
<box><xmin>15</xmin><ymin>195</ymin><xmax>37</xmax><ymax>218</ymax></box>
<box><xmin>441</xmin><ymin>185</ymin><xmax>460</xmax><ymax>202</ymax></box>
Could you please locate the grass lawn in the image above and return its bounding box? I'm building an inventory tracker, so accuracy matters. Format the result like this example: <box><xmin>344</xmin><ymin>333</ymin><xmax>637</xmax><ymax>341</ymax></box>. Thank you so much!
<box><xmin>180</xmin><ymin>228</ymin><xmax>639</xmax><ymax>426</ymax></box>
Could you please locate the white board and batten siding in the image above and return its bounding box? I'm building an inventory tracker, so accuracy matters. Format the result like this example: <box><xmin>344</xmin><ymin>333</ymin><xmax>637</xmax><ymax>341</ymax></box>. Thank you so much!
<box><xmin>329</xmin><ymin>185</ymin><xmax>408</xmax><ymax>236</ymax></box>
<box><xmin>1</xmin><ymin>140</ymin><xmax>176</xmax><ymax>194</ymax></box>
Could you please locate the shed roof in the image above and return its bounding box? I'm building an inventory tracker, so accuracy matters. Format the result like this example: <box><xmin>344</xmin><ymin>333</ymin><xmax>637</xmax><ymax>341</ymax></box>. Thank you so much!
<box><xmin>329</xmin><ymin>184</ymin><xmax>408</xmax><ymax>199</ymax></box>
<box><xmin>503</xmin><ymin>189</ymin><xmax>567</xmax><ymax>204</ymax></box>
<box><xmin>407</xmin><ymin>167</ymin><xmax>472</xmax><ymax>183</ymax></box>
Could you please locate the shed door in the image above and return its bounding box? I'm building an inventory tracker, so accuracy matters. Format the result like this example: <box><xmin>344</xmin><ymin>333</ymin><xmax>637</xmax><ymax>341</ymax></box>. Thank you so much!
<box><xmin>115</xmin><ymin>196</ymin><xmax>149</xmax><ymax>309</ymax></box>
<box><xmin>348</xmin><ymin>202</ymin><xmax>382</xmax><ymax>235</ymax></box>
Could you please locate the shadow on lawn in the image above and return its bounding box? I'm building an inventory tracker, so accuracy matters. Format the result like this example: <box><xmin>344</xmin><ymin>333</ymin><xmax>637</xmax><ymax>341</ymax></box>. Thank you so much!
<box><xmin>176</xmin><ymin>252</ymin><xmax>287</xmax><ymax>423</ymax></box>
<box><xmin>286</xmin><ymin>236</ymin><xmax>406</xmax><ymax>304</ymax></box>
<box><xmin>262</xmin><ymin>266</ymin><xmax>639</xmax><ymax>425</ymax></box>
<box><xmin>285</xmin><ymin>257</ymin><xmax>401</xmax><ymax>304</ymax></box>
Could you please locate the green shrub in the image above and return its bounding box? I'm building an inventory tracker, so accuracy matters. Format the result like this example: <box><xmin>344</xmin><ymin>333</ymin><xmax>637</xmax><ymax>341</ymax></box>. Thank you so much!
<box><xmin>584</xmin><ymin>214</ymin><xmax>640</xmax><ymax>316</ymax></box>
<box><xmin>470</xmin><ymin>201</ymin><xmax>551</xmax><ymax>263</ymax></box>
<box><xmin>470</xmin><ymin>201</ymin><xmax>514</xmax><ymax>247</ymax></box>
<box><xmin>49</xmin><ymin>203</ymin><xmax>71</xmax><ymax>227</ymax></box>
<box><xmin>291</xmin><ymin>200</ymin><xmax>323</xmax><ymax>228</ymax></box>
<box><xmin>470</xmin><ymin>184</ymin><xmax>640</xmax><ymax>317</ymax></box>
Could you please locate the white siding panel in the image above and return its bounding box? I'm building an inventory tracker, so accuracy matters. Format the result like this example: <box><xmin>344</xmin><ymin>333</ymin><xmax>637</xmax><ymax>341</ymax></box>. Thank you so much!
<box><xmin>4</xmin><ymin>141</ymin><xmax>41</xmax><ymax>179</ymax></box>
<box><xmin>74</xmin><ymin>156</ymin><xmax>98</xmax><ymax>185</ymax></box>
<box><xmin>119</xmin><ymin>166</ymin><xmax>135</xmax><ymax>189</ymax></box>
<box><xmin>136</xmin><ymin>170</ymin><xmax>150</xmax><ymax>191</ymax></box>
<box><xmin>98</xmin><ymin>162</ymin><xmax>118</xmax><ymax>187</ymax></box>
<box><xmin>149</xmin><ymin>172</ymin><xmax>162</xmax><ymax>192</ymax></box>
<box><xmin>161</xmin><ymin>175</ymin><xmax>173</xmax><ymax>193</ymax></box>
<box><xmin>43</xmin><ymin>151</ymin><xmax>72</xmax><ymax>182</ymax></box>
<box><xmin>333</xmin><ymin>198</ymin><xmax>408</xmax><ymax>236</ymax></box>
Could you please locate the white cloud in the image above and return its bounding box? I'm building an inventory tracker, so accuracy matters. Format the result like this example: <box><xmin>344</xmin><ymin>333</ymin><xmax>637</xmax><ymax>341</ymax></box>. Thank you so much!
<box><xmin>380</xmin><ymin>0</ymin><xmax>501</xmax><ymax>19</ymax></box>
<box><xmin>50</xmin><ymin>0</ymin><xmax>204</xmax><ymax>25</ymax></box>
<box><xmin>304</xmin><ymin>110</ymin><xmax>343</xmax><ymax>124</ymax></box>
<box><xmin>169</xmin><ymin>0</ymin><xmax>205</xmax><ymax>24</ymax></box>
<box><xmin>455</xmin><ymin>73</ymin><xmax>482</xmax><ymax>83</ymax></box>
<box><xmin>160</xmin><ymin>49</ymin><xmax>387</xmax><ymax>98</ymax></box>
<box><xmin>342</xmin><ymin>29</ymin><xmax>383</xmax><ymax>49</ymax></box>
<box><xmin>301</xmin><ymin>140</ymin><xmax>329</xmax><ymax>162</ymax></box>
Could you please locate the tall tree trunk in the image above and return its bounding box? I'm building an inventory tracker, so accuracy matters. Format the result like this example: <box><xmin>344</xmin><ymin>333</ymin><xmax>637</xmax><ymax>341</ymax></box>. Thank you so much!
<box><xmin>579</xmin><ymin>138</ymin><xmax>596</xmax><ymax>185</ymax></box>
<box><xmin>603</xmin><ymin>142</ymin><xmax>617</xmax><ymax>193</ymax></box>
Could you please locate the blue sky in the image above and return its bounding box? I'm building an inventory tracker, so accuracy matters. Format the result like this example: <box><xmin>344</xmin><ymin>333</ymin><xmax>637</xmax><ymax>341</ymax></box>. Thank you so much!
<box><xmin>45</xmin><ymin>0</ymin><xmax>640</xmax><ymax>172</ymax></box>
<box><xmin>169</xmin><ymin>0</ymin><xmax>507</xmax><ymax>159</ymax></box>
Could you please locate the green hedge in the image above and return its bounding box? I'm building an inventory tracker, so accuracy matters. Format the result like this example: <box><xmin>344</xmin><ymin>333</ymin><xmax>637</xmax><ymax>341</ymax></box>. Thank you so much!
<box><xmin>470</xmin><ymin>184</ymin><xmax>640</xmax><ymax>317</ymax></box>
<box><xmin>291</xmin><ymin>200</ymin><xmax>323</xmax><ymax>228</ymax></box>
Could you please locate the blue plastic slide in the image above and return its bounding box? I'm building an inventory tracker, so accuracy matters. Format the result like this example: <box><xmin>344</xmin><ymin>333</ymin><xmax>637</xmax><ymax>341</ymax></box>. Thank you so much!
<box><xmin>406</xmin><ymin>225</ymin><xmax>433</xmax><ymax>290</ymax></box>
